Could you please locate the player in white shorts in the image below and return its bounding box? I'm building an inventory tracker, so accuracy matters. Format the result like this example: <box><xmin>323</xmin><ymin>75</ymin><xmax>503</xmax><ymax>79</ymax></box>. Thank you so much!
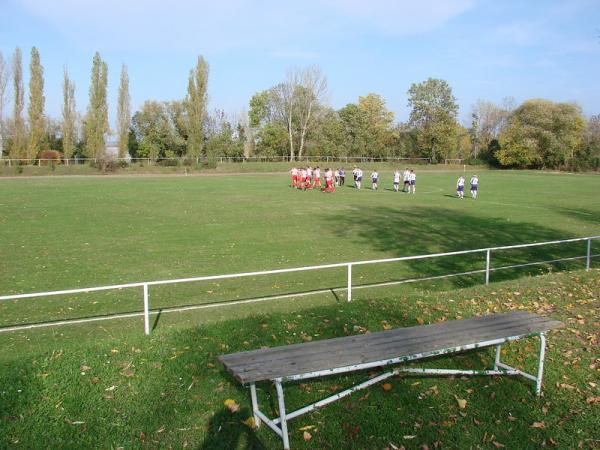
<box><xmin>470</xmin><ymin>175</ymin><xmax>479</xmax><ymax>199</ymax></box>
<box><xmin>393</xmin><ymin>169</ymin><xmax>401</xmax><ymax>192</ymax></box>
<box><xmin>456</xmin><ymin>176</ymin><xmax>465</xmax><ymax>199</ymax></box>
<box><xmin>355</xmin><ymin>168</ymin><xmax>363</xmax><ymax>189</ymax></box>
<box><xmin>371</xmin><ymin>170</ymin><xmax>379</xmax><ymax>190</ymax></box>
<box><xmin>403</xmin><ymin>168</ymin><xmax>410</xmax><ymax>192</ymax></box>
<box><xmin>409</xmin><ymin>170</ymin><xmax>416</xmax><ymax>194</ymax></box>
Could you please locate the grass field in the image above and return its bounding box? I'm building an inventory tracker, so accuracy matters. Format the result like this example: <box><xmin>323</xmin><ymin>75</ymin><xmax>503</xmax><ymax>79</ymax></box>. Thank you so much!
<box><xmin>0</xmin><ymin>169</ymin><xmax>599</xmax><ymax>448</ymax></box>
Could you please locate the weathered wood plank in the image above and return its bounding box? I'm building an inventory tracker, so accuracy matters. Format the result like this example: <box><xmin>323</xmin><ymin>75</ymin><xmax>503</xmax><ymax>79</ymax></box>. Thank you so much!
<box><xmin>219</xmin><ymin>312</ymin><xmax>563</xmax><ymax>383</ymax></box>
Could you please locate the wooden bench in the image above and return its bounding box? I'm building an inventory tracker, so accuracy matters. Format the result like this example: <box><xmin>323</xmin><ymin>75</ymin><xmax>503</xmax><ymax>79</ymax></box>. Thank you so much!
<box><xmin>219</xmin><ymin>311</ymin><xmax>564</xmax><ymax>449</ymax></box>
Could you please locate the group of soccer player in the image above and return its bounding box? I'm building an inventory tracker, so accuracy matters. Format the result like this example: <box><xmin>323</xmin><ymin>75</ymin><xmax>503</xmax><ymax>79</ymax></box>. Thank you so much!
<box><xmin>290</xmin><ymin>166</ymin><xmax>337</xmax><ymax>192</ymax></box>
<box><xmin>457</xmin><ymin>174</ymin><xmax>479</xmax><ymax>199</ymax></box>
<box><xmin>289</xmin><ymin>166</ymin><xmax>480</xmax><ymax>199</ymax></box>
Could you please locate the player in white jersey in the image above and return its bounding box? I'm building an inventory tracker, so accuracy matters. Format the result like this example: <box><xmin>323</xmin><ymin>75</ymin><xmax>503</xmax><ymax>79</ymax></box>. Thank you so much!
<box><xmin>403</xmin><ymin>168</ymin><xmax>411</xmax><ymax>192</ymax></box>
<box><xmin>324</xmin><ymin>168</ymin><xmax>334</xmax><ymax>192</ymax></box>
<box><xmin>470</xmin><ymin>175</ymin><xmax>479</xmax><ymax>199</ymax></box>
<box><xmin>314</xmin><ymin>167</ymin><xmax>322</xmax><ymax>190</ymax></box>
<box><xmin>371</xmin><ymin>170</ymin><xmax>379</xmax><ymax>190</ymax></box>
<box><xmin>355</xmin><ymin>168</ymin><xmax>363</xmax><ymax>189</ymax></box>
<box><xmin>290</xmin><ymin>167</ymin><xmax>299</xmax><ymax>188</ymax></box>
<box><xmin>409</xmin><ymin>170</ymin><xmax>416</xmax><ymax>194</ymax></box>
<box><xmin>306</xmin><ymin>166</ymin><xmax>313</xmax><ymax>189</ymax></box>
<box><xmin>393</xmin><ymin>169</ymin><xmax>401</xmax><ymax>192</ymax></box>
<box><xmin>456</xmin><ymin>176</ymin><xmax>465</xmax><ymax>199</ymax></box>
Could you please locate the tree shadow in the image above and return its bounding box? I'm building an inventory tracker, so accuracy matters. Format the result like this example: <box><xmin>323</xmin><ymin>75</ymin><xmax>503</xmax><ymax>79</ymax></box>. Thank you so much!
<box><xmin>325</xmin><ymin>206</ymin><xmax>585</xmax><ymax>288</ymax></box>
<box><xmin>199</xmin><ymin>406</ymin><xmax>266</xmax><ymax>450</ymax></box>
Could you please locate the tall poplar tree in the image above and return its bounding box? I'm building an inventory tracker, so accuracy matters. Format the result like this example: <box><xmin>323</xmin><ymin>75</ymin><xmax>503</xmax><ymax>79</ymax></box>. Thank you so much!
<box><xmin>185</xmin><ymin>56</ymin><xmax>209</xmax><ymax>158</ymax></box>
<box><xmin>0</xmin><ymin>52</ymin><xmax>9</xmax><ymax>159</ymax></box>
<box><xmin>12</xmin><ymin>47</ymin><xmax>25</xmax><ymax>159</ymax></box>
<box><xmin>62</xmin><ymin>67</ymin><xmax>76</xmax><ymax>160</ymax></box>
<box><xmin>117</xmin><ymin>64</ymin><xmax>130</xmax><ymax>158</ymax></box>
<box><xmin>85</xmin><ymin>52</ymin><xmax>109</xmax><ymax>159</ymax></box>
<box><xmin>27</xmin><ymin>47</ymin><xmax>45</xmax><ymax>159</ymax></box>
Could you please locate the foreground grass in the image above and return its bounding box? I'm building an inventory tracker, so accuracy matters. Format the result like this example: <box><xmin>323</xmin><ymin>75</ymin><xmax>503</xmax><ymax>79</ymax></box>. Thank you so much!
<box><xmin>1</xmin><ymin>269</ymin><xmax>598</xmax><ymax>449</ymax></box>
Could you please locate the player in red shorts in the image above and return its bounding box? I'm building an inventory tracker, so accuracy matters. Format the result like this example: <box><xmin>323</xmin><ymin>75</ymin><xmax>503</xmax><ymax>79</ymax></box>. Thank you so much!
<box><xmin>305</xmin><ymin>166</ymin><xmax>313</xmax><ymax>189</ymax></box>
<box><xmin>300</xmin><ymin>168</ymin><xmax>307</xmax><ymax>191</ymax></box>
<box><xmin>313</xmin><ymin>166</ymin><xmax>322</xmax><ymax>190</ymax></box>
<box><xmin>324</xmin><ymin>168</ymin><xmax>334</xmax><ymax>192</ymax></box>
<box><xmin>290</xmin><ymin>167</ymin><xmax>299</xmax><ymax>188</ymax></box>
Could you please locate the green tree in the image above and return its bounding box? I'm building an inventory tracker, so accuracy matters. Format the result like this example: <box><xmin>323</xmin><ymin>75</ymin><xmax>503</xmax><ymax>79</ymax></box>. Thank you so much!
<box><xmin>407</xmin><ymin>78</ymin><xmax>459</xmax><ymax>162</ymax></box>
<box><xmin>84</xmin><ymin>52</ymin><xmax>109</xmax><ymax>159</ymax></box>
<box><xmin>186</xmin><ymin>56</ymin><xmax>209</xmax><ymax>158</ymax></box>
<box><xmin>255</xmin><ymin>123</ymin><xmax>288</xmax><ymax>157</ymax></box>
<box><xmin>27</xmin><ymin>47</ymin><xmax>45</xmax><ymax>159</ymax></box>
<box><xmin>0</xmin><ymin>51</ymin><xmax>9</xmax><ymax>158</ymax></box>
<box><xmin>12</xmin><ymin>47</ymin><xmax>25</xmax><ymax>159</ymax></box>
<box><xmin>498</xmin><ymin>99</ymin><xmax>585</xmax><ymax>168</ymax></box>
<box><xmin>62</xmin><ymin>67</ymin><xmax>76</xmax><ymax>160</ymax></box>
<box><xmin>338</xmin><ymin>93</ymin><xmax>395</xmax><ymax>157</ymax></box>
<box><xmin>307</xmin><ymin>108</ymin><xmax>345</xmax><ymax>156</ymax></box>
<box><xmin>117</xmin><ymin>64</ymin><xmax>131</xmax><ymax>158</ymax></box>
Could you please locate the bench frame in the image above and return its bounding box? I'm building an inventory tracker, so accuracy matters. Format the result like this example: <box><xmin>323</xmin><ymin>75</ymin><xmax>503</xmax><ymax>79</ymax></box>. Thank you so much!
<box><xmin>246</xmin><ymin>332</ymin><xmax>546</xmax><ymax>450</ymax></box>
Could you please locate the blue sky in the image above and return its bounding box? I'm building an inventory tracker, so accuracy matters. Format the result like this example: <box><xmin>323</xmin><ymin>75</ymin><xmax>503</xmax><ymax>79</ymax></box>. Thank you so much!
<box><xmin>1</xmin><ymin>0</ymin><xmax>599</xmax><ymax>127</ymax></box>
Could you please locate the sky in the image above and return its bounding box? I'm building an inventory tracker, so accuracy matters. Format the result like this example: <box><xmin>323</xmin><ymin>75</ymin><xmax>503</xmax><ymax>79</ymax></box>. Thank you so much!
<box><xmin>1</xmin><ymin>0</ymin><xmax>599</xmax><ymax>127</ymax></box>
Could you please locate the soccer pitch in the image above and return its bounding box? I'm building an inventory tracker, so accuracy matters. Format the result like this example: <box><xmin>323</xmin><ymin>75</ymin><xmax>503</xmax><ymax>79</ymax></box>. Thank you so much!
<box><xmin>0</xmin><ymin>169</ymin><xmax>598</xmax><ymax>335</ymax></box>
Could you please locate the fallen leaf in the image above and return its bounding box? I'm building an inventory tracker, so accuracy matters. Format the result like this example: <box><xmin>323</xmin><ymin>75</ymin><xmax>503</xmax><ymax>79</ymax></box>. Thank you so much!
<box><xmin>585</xmin><ymin>396</ymin><xmax>600</xmax><ymax>404</ymax></box>
<box><xmin>403</xmin><ymin>435</ymin><xmax>417</xmax><ymax>440</ymax></box>
<box><xmin>531</xmin><ymin>421</ymin><xmax>546</xmax><ymax>429</ymax></box>
<box><xmin>492</xmin><ymin>441</ymin><xmax>505</xmax><ymax>448</ymax></box>
<box><xmin>90</xmin><ymin>377</ymin><xmax>99</xmax><ymax>385</ymax></box>
<box><xmin>455</xmin><ymin>397</ymin><xmax>467</xmax><ymax>409</ymax></box>
<box><xmin>303</xmin><ymin>431</ymin><xmax>312</xmax><ymax>441</ymax></box>
<box><xmin>299</xmin><ymin>425</ymin><xmax>315</xmax><ymax>431</ymax></box>
<box><xmin>120</xmin><ymin>368</ymin><xmax>135</xmax><ymax>378</ymax></box>
<box><xmin>80</xmin><ymin>365</ymin><xmax>92</xmax><ymax>372</ymax></box>
<box><xmin>242</xmin><ymin>417</ymin><xmax>256</xmax><ymax>429</ymax></box>
<box><xmin>224</xmin><ymin>399</ymin><xmax>240</xmax><ymax>413</ymax></box>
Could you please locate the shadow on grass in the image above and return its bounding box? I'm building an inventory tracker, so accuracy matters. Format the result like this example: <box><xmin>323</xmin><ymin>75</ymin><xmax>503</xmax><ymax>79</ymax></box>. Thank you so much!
<box><xmin>327</xmin><ymin>206</ymin><xmax>588</xmax><ymax>289</ymax></box>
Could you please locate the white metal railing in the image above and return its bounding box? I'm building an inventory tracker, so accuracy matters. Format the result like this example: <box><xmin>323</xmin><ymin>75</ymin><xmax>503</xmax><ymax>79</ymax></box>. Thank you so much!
<box><xmin>0</xmin><ymin>236</ymin><xmax>597</xmax><ymax>335</ymax></box>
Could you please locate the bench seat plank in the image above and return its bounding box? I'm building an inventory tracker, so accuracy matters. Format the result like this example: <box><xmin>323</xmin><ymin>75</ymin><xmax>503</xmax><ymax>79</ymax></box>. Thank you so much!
<box><xmin>219</xmin><ymin>312</ymin><xmax>563</xmax><ymax>384</ymax></box>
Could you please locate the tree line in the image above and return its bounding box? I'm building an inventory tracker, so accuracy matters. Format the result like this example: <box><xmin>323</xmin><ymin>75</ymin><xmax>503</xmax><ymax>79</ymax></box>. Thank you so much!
<box><xmin>0</xmin><ymin>48</ymin><xmax>598</xmax><ymax>170</ymax></box>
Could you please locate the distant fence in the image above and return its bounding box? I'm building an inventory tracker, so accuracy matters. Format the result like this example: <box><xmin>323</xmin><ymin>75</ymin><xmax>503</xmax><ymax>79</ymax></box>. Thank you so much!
<box><xmin>0</xmin><ymin>156</ymin><xmax>432</xmax><ymax>166</ymax></box>
<box><xmin>0</xmin><ymin>236</ymin><xmax>597</xmax><ymax>335</ymax></box>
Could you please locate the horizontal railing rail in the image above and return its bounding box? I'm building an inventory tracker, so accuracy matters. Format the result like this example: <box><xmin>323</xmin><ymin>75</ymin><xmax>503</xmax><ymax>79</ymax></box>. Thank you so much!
<box><xmin>0</xmin><ymin>236</ymin><xmax>598</xmax><ymax>335</ymax></box>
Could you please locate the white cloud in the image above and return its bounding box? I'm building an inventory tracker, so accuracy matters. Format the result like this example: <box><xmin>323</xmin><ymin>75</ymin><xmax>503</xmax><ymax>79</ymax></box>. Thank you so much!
<box><xmin>15</xmin><ymin>0</ymin><xmax>476</xmax><ymax>53</ymax></box>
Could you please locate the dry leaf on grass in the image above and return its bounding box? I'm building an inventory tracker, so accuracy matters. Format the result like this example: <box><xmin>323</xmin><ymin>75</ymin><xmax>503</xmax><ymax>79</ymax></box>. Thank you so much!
<box><xmin>455</xmin><ymin>396</ymin><xmax>467</xmax><ymax>409</ymax></box>
<box><xmin>120</xmin><ymin>368</ymin><xmax>135</xmax><ymax>377</ymax></box>
<box><xmin>242</xmin><ymin>417</ymin><xmax>256</xmax><ymax>428</ymax></box>
<box><xmin>303</xmin><ymin>431</ymin><xmax>312</xmax><ymax>441</ymax></box>
<box><xmin>224</xmin><ymin>399</ymin><xmax>240</xmax><ymax>413</ymax></box>
<box><xmin>531</xmin><ymin>421</ymin><xmax>546</xmax><ymax>428</ymax></box>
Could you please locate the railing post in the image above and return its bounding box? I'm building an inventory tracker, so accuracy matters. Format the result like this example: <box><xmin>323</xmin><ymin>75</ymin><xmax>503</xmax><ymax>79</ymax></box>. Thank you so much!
<box><xmin>586</xmin><ymin>238</ymin><xmax>592</xmax><ymax>271</ymax></box>
<box><xmin>143</xmin><ymin>283</ymin><xmax>150</xmax><ymax>335</ymax></box>
<box><xmin>485</xmin><ymin>249</ymin><xmax>491</xmax><ymax>285</ymax></box>
<box><xmin>347</xmin><ymin>264</ymin><xmax>352</xmax><ymax>302</ymax></box>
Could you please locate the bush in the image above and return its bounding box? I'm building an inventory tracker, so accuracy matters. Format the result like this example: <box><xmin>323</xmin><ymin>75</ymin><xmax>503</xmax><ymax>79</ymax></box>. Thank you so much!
<box><xmin>158</xmin><ymin>158</ymin><xmax>180</xmax><ymax>167</ymax></box>
<box><xmin>38</xmin><ymin>150</ymin><xmax>62</xmax><ymax>165</ymax></box>
<box><xmin>90</xmin><ymin>159</ymin><xmax>119</xmax><ymax>173</ymax></box>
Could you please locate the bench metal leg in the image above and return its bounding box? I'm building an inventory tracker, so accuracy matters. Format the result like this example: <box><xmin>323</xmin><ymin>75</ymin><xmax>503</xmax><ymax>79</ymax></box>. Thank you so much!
<box><xmin>275</xmin><ymin>378</ymin><xmax>290</xmax><ymax>450</ymax></box>
<box><xmin>535</xmin><ymin>333</ymin><xmax>546</xmax><ymax>396</ymax></box>
<box><xmin>250</xmin><ymin>383</ymin><xmax>261</xmax><ymax>428</ymax></box>
<box><xmin>494</xmin><ymin>344</ymin><xmax>502</xmax><ymax>370</ymax></box>
<box><xmin>495</xmin><ymin>332</ymin><xmax>546</xmax><ymax>396</ymax></box>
